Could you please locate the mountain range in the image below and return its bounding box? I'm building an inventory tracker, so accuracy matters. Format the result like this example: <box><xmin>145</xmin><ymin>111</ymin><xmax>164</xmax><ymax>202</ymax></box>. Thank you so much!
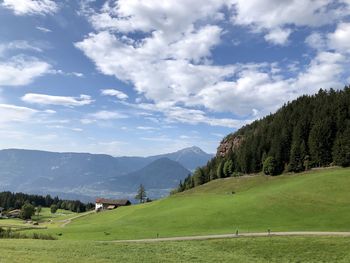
<box><xmin>0</xmin><ymin>146</ymin><xmax>213</xmax><ymax>201</ymax></box>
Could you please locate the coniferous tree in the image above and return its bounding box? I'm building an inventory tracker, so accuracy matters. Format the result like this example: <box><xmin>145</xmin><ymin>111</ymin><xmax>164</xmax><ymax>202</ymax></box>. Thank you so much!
<box><xmin>216</xmin><ymin>160</ymin><xmax>224</xmax><ymax>178</ymax></box>
<box><xmin>193</xmin><ymin>167</ymin><xmax>206</xmax><ymax>186</ymax></box>
<box><xmin>135</xmin><ymin>184</ymin><xmax>147</xmax><ymax>203</ymax></box>
<box><xmin>333</xmin><ymin>124</ymin><xmax>350</xmax><ymax>167</ymax></box>
<box><xmin>223</xmin><ymin>159</ymin><xmax>234</xmax><ymax>177</ymax></box>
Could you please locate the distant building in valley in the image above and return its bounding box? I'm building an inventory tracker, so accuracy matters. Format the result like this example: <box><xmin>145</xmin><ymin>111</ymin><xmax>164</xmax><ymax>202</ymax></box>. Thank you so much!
<box><xmin>95</xmin><ymin>198</ymin><xmax>131</xmax><ymax>211</ymax></box>
<box><xmin>7</xmin><ymin>209</ymin><xmax>21</xmax><ymax>218</ymax></box>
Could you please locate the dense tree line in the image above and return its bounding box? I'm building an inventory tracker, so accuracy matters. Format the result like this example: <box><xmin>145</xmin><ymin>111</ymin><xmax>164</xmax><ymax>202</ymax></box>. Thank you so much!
<box><xmin>0</xmin><ymin>191</ymin><xmax>94</xmax><ymax>213</ymax></box>
<box><xmin>175</xmin><ymin>87</ymin><xmax>350</xmax><ymax>193</ymax></box>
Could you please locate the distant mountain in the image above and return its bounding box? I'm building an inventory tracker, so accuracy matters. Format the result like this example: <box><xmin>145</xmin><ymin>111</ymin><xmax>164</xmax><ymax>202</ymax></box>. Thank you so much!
<box><xmin>107</xmin><ymin>158</ymin><xmax>190</xmax><ymax>190</ymax></box>
<box><xmin>0</xmin><ymin>146</ymin><xmax>212</xmax><ymax>201</ymax></box>
<box><xmin>149</xmin><ymin>146</ymin><xmax>213</xmax><ymax>171</ymax></box>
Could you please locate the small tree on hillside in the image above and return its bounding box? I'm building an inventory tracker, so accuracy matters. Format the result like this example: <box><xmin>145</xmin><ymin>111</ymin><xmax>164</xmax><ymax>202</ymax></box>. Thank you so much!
<box><xmin>36</xmin><ymin>205</ymin><xmax>42</xmax><ymax>217</ymax></box>
<box><xmin>20</xmin><ymin>203</ymin><xmax>35</xmax><ymax>220</ymax></box>
<box><xmin>263</xmin><ymin>156</ymin><xmax>277</xmax><ymax>176</ymax></box>
<box><xmin>50</xmin><ymin>204</ymin><xmax>58</xmax><ymax>214</ymax></box>
<box><xmin>223</xmin><ymin>159</ymin><xmax>234</xmax><ymax>177</ymax></box>
<box><xmin>135</xmin><ymin>184</ymin><xmax>147</xmax><ymax>203</ymax></box>
<box><xmin>216</xmin><ymin>160</ymin><xmax>224</xmax><ymax>178</ymax></box>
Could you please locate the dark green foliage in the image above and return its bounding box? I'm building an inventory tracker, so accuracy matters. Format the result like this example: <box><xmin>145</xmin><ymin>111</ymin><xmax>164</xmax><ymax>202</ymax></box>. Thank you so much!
<box><xmin>175</xmin><ymin>87</ymin><xmax>350</xmax><ymax>192</ymax></box>
<box><xmin>20</xmin><ymin>203</ymin><xmax>35</xmax><ymax>219</ymax></box>
<box><xmin>193</xmin><ymin>168</ymin><xmax>206</xmax><ymax>186</ymax></box>
<box><xmin>223</xmin><ymin>159</ymin><xmax>234</xmax><ymax>177</ymax></box>
<box><xmin>0</xmin><ymin>191</ymin><xmax>92</xmax><ymax>213</ymax></box>
<box><xmin>263</xmin><ymin>157</ymin><xmax>277</xmax><ymax>175</ymax></box>
<box><xmin>216</xmin><ymin>160</ymin><xmax>224</xmax><ymax>178</ymax></box>
<box><xmin>50</xmin><ymin>204</ymin><xmax>58</xmax><ymax>214</ymax></box>
<box><xmin>333</xmin><ymin>122</ymin><xmax>350</xmax><ymax>167</ymax></box>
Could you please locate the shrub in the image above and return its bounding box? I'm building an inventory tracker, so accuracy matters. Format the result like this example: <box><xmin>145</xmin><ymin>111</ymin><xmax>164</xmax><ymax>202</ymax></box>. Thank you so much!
<box><xmin>263</xmin><ymin>157</ymin><xmax>278</xmax><ymax>176</ymax></box>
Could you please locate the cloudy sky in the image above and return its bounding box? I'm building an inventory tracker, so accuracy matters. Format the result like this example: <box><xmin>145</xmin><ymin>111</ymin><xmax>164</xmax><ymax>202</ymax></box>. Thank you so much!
<box><xmin>0</xmin><ymin>0</ymin><xmax>349</xmax><ymax>156</ymax></box>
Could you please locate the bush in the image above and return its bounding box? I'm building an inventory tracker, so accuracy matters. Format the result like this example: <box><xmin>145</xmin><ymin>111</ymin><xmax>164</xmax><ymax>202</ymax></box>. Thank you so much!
<box><xmin>20</xmin><ymin>203</ymin><xmax>35</xmax><ymax>220</ymax></box>
<box><xmin>263</xmin><ymin>157</ymin><xmax>278</xmax><ymax>176</ymax></box>
<box><xmin>50</xmin><ymin>204</ymin><xmax>58</xmax><ymax>214</ymax></box>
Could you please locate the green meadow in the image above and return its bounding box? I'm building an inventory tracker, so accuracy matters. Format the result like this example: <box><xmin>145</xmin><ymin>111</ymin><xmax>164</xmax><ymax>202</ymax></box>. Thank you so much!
<box><xmin>20</xmin><ymin>167</ymin><xmax>350</xmax><ymax>241</ymax></box>
<box><xmin>2</xmin><ymin>167</ymin><xmax>350</xmax><ymax>262</ymax></box>
<box><xmin>1</xmin><ymin>236</ymin><xmax>350</xmax><ymax>263</ymax></box>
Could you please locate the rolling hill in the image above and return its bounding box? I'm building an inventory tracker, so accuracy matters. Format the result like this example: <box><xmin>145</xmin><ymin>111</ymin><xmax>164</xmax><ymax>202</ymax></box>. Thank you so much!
<box><xmin>32</xmin><ymin>167</ymin><xmax>350</xmax><ymax>241</ymax></box>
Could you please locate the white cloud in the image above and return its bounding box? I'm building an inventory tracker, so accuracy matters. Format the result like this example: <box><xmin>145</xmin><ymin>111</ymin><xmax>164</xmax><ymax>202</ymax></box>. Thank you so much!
<box><xmin>136</xmin><ymin>126</ymin><xmax>158</xmax><ymax>130</ymax></box>
<box><xmin>305</xmin><ymin>32</ymin><xmax>327</xmax><ymax>50</ymax></box>
<box><xmin>293</xmin><ymin>51</ymin><xmax>346</xmax><ymax>92</ymax></box>
<box><xmin>328</xmin><ymin>22</ymin><xmax>350</xmax><ymax>53</ymax></box>
<box><xmin>87</xmin><ymin>110</ymin><xmax>128</xmax><ymax>120</ymax></box>
<box><xmin>264</xmin><ymin>28</ymin><xmax>292</xmax><ymax>45</ymax></box>
<box><xmin>2</xmin><ymin>0</ymin><xmax>58</xmax><ymax>16</ymax></box>
<box><xmin>46</xmin><ymin>125</ymin><xmax>83</xmax><ymax>132</ymax></box>
<box><xmin>48</xmin><ymin>69</ymin><xmax>84</xmax><ymax>77</ymax></box>
<box><xmin>76</xmin><ymin>0</ymin><xmax>350</xmax><ymax>128</ymax></box>
<box><xmin>0</xmin><ymin>56</ymin><xmax>51</xmax><ymax>86</ymax></box>
<box><xmin>231</xmin><ymin>0</ymin><xmax>349</xmax><ymax>44</ymax></box>
<box><xmin>87</xmin><ymin>0</ymin><xmax>230</xmax><ymax>32</ymax></box>
<box><xmin>196</xmin><ymin>51</ymin><xmax>347</xmax><ymax>116</ymax></box>
<box><xmin>0</xmin><ymin>103</ymin><xmax>38</xmax><ymax>124</ymax></box>
<box><xmin>101</xmin><ymin>89</ymin><xmax>128</xmax><ymax>100</ymax></box>
<box><xmin>76</xmin><ymin>31</ymin><xmax>234</xmax><ymax>107</ymax></box>
<box><xmin>0</xmin><ymin>40</ymin><xmax>43</xmax><ymax>56</ymax></box>
<box><xmin>22</xmin><ymin>93</ymin><xmax>94</xmax><ymax>107</ymax></box>
<box><xmin>72</xmin><ymin>72</ymin><xmax>84</xmax><ymax>77</ymax></box>
<box><xmin>36</xmin><ymin>26</ymin><xmax>52</xmax><ymax>33</ymax></box>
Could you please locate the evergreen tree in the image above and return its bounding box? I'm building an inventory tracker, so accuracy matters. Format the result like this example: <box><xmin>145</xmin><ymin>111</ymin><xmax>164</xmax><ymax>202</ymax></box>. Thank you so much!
<box><xmin>135</xmin><ymin>184</ymin><xmax>147</xmax><ymax>203</ymax></box>
<box><xmin>223</xmin><ymin>159</ymin><xmax>234</xmax><ymax>177</ymax></box>
<box><xmin>263</xmin><ymin>157</ymin><xmax>277</xmax><ymax>176</ymax></box>
<box><xmin>193</xmin><ymin>168</ymin><xmax>206</xmax><ymax>186</ymax></box>
<box><xmin>333</xmin><ymin>124</ymin><xmax>350</xmax><ymax>167</ymax></box>
<box><xmin>216</xmin><ymin>160</ymin><xmax>224</xmax><ymax>178</ymax></box>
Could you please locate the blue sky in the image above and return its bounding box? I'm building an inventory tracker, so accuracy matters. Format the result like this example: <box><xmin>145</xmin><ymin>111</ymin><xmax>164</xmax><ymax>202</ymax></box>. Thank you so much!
<box><xmin>0</xmin><ymin>0</ymin><xmax>349</xmax><ymax>156</ymax></box>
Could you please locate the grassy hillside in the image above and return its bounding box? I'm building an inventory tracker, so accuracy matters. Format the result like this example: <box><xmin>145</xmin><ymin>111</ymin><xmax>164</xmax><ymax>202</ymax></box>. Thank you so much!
<box><xmin>29</xmin><ymin>167</ymin><xmax>350</xmax><ymax>241</ymax></box>
<box><xmin>0</xmin><ymin>208</ymin><xmax>78</xmax><ymax>230</ymax></box>
<box><xmin>2</xmin><ymin>236</ymin><xmax>350</xmax><ymax>263</ymax></box>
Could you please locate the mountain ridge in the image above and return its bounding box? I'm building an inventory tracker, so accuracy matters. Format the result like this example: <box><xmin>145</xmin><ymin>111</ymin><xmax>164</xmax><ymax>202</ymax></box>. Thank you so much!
<box><xmin>0</xmin><ymin>146</ymin><xmax>212</xmax><ymax>201</ymax></box>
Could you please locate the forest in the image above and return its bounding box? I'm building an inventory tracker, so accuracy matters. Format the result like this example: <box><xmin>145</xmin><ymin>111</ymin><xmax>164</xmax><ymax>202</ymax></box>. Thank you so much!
<box><xmin>175</xmin><ymin>87</ymin><xmax>350</xmax><ymax>193</ymax></box>
<box><xmin>0</xmin><ymin>191</ymin><xmax>93</xmax><ymax>213</ymax></box>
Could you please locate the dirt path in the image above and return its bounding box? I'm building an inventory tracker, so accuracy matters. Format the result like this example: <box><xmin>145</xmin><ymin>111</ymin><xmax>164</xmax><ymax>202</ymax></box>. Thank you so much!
<box><xmin>102</xmin><ymin>231</ymin><xmax>350</xmax><ymax>243</ymax></box>
<box><xmin>59</xmin><ymin>210</ymin><xmax>95</xmax><ymax>227</ymax></box>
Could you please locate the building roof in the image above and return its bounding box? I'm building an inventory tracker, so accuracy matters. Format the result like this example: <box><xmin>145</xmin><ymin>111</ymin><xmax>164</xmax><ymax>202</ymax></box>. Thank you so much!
<box><xmin>95</xmin><ymin>198</ymin><xmax>130</xmax><ymax>206</ymax></box>
<box><xmin>7</xmin><ymin>209</ymin><xmax>21</xmax><ymax>214</ymax></box>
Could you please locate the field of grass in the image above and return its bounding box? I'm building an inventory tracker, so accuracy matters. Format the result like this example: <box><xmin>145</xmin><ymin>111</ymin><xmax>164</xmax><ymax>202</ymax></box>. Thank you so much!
<box><xmin>31</xmin><ymin>208</ymin><xmax>76</xmax><ymax>222</ymax></box>
<box><xmin>22</xmin><ymin>167</ymin><xmax>350</xmax><ymax>241</ymax></box>
<box><xmin>1</xmin><ymin>236</ymin><xmax>350</xmax><ymax>263</ymax></box>
<box><xmin>0</xmin><ymin>208</ymin><xmax>79</xmax><ymax>230</ymax></box>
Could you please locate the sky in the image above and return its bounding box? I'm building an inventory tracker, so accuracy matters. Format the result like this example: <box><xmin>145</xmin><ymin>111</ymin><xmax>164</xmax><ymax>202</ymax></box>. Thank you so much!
<box><xmin>0</xmin><ymin>0</ymin><xmax>349</xmax><ymax>156</ymax></box>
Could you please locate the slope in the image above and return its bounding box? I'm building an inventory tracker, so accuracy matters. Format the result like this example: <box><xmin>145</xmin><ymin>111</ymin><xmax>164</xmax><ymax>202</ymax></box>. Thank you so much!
<box><xmin>33</xmin><ymin>167</ymin><xmax>350</xmax><ymax>240</ymax></box>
